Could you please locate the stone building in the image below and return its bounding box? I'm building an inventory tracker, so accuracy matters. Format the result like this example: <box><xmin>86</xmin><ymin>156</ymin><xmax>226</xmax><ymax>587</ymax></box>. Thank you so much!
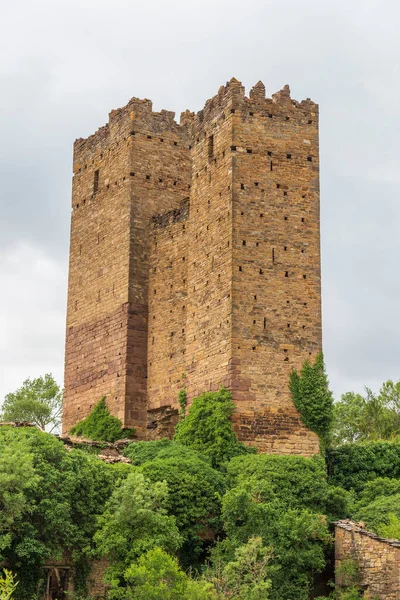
<box><xmin>63</xmin><ymin>78</ymin><xmax>322</xmax><ymax>455</ymax></box>
<box><xmin>335</xmin><ymin>520</ymin><xmax>400</xmax><ymax>599</ymax></box>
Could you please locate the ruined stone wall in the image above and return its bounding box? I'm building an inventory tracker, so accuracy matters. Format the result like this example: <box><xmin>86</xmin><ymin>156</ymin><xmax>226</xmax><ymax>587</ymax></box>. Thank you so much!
<box><xmin>335</xmin><ymin>521</ymin><xmax>400</xmax><ymax>600</ymax></box>
<box><xmin>147</xmin><ymin>200</ymin><xmax>189</xmax><ymax>412</ymax></box>
<box><xmin>229</xmin><ymin>82</ymin><xmax>321</xmax><ymax>455</ymax></box>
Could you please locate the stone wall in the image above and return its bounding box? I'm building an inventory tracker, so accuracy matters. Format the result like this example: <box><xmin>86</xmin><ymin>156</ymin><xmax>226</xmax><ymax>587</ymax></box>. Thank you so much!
<box><xmin>335</xmin><ymin>520</ymin><xmax>400</xmax><ymax>600</ymax></box>
<box><xmin>64</xmin><ymin>78</ymin><xmax>323</xmax><ymax>455</ymax></box>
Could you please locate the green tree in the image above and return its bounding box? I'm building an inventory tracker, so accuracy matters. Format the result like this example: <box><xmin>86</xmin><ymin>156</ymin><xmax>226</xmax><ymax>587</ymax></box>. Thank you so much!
<box><xmin>206</xmin><ymin>537</ymin><xmax>272</xmax><ymax>599</ymax></box>
<box><xmin>1</xmin><ymin>374</ymin><xmax>62</xmax><ymax>432</ymax></box>
<box><xmin>70</xmin><ymin>397</ymin><xmax>130</xmax><ymax>442</ymax></box>
<box><xmin>94</xmin><ymin>471</ymin><xmax>182</xmax><ymax>587</ymax></box>
<box><xmin>289</xmin><ymin>352</ymin><xmax>333</xmax><ymax>445</ymax></box>
<box><xmin>139</xmin><ymin>456</ymin><xmax>225</xmax><ymax>565</ymax></box>
<box><xmin>332</xmin><ymin>383</ymin><xmax>400</xmax><ymax>445</ymax></box>
<box><xmin>110</xmin><ymin>547</ymin><xmax>216</xmax><ymax>600</ymax></box>
<box><xmin>174</xmin><ymin>388</ymin><xmax>254</xmax><ymax>468</ymax></box>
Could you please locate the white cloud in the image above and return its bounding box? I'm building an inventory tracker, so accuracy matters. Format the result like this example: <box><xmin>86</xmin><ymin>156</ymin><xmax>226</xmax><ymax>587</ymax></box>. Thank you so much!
<box><xmin>0</xmin><ymin>243</ymin><xmax>67</xmax><ymax>403</ymax></box>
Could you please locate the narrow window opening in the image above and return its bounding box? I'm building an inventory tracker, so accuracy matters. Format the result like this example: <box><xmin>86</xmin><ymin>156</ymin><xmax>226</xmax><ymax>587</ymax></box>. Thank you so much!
<box><xmin>259</xmin><ymin>269</ymin><xmax>263</xmax><ymax>275</ymax></box>
<box><xmin>208</xmin><ymin>134</ymin><xmax>214</xmax><ymax>160</ymax></box>
<box><xmin>284</xmin><ymin>246</ymin><xmax>287</xmax><ymax>251</ymax></box>
<box><xmin>174</xmin><ymin>141</ymin><xmax>178</xmax><ymax>146</ymax></box>
<box><xmin>241</xmin><ymin>183</ymin><xmax>245</xmax><ymax>190</ymax></box>
<box><xmin>277</xmin><ymin>183</ymin><xmax>280</xmax><ymax>189</ymax></box>
<box><xmin>254</xmin><ymin>181</ymin><xmax>259</xmax><ymax>187</ymax></box>
<box><xmin>146</xmin><ymin>175</ymin><xmax>150</xmax><ymax>180</ymax></box>
<box><xmin>308</xmin><ymin>120</ymin><xmax>312</xmax><ymax>124</ymax></box>
<box><xmin>303</xmin><ymin>274</ymin><xmax>307</xmax><ymax>279</ymax></box>
<box><xmin>253</xmin><ymin>319</ymin><xmax>256</xmax><ymax>324</ymax></box>
<box><xmin>249</xmin><ymin>111</ymin><xmax>254</xmax><ymax>116</ymax></box>
<box><xmin>160</xmin><ymin>138</ymin><xmax>164</xmax><ymax>142</ymax></box>
<box><xmin>159</xmin><ymin>178</ymin><xmax>163</xmax><ymax>183</ymax></box>
<box><xmin>147</xmin><ymin>134</ymin><xmax>152</xmax><ymax>139</ymax></box>
<box><xmin>268</xmin><ymin>151</ymin><xmax>272</xmax><ymax>156</ymax></box>
<box><xmin>268</xmin><ymin>113</ymin><xmax>273</xmax><ymax>118</ymax></box>
<box><xmin>254</xmin><ymin>295</ymin><xmax>257</xmax><ymax>300</ymax></box>
<box><xmin>241</xmin><ymin>211</ymin><xmax>244</xmax><ymax>215</ymax></box>
<box><xmin>242</xmin><ymin>240</ymin><xmax>246</xmax><ymax>246</ymax></box>
<box><xmin>307</xmin><ymin>156</ymin><xmax>313</xmax><ymax>162</ymax></box>
<box><xmin>239</xmin><ymin>266</ymin><xmax>242</xmax><ymax>271</ymax></box>
<box><xmin>272</xmin><ymin>248</ymin><xmax>275</xmax><ymax>262</ymax></box>
<box><xmin>286</xmin><ymin>116</ymin><xmax>290</xmax><ymax>121</ymax></box>
<box><xmin>287</xmin><ymin>323</ymin><xmax>290</xmax><ymax>328</ymax></box>
<box><xmin>301</xmin><ymin>249</ymin><xmax>304</xmax><ymax>253</ymax></box>
<box><xmin>247</xmin><ymin>148</ymin><xmax>252</xmax><ymax>154</ymax></box>
<box><xmin>231</xmin><ymin>108</ymin><xmax>235</xmax><ymax>114</ymax></box>
<box><xmin>284</xmin><ymin>216</ymin><xmax>288</xmax><ymax>221</ymax></box>
<box><xmin>93</xmin><ymin>169</ymin><xmax>99</xmax><ymax>193</ymax></box>
<box><xmin>256</xmin><ymin>242</ymin><xmax>259</xmax><ymax>247</ymax></box>
<box><xmin>283</xmin><ymin>191</ymin><xmax>287</xmax><ymax>196</ymax></box>
<box><xmin>284</xmin><ymin>356</ymin><xmax>289</xmax><ymax>362</ymax></box>
<box><xmin>173</xmin><ymin>180</ymin><xmax>177</xmax><ymax>186</ymax></box>
<box><xmin>270</xmin><ymin>162</ymin><xmax>273</xmax><ymax>171</ymax></box>
<box><xmin>301</xmin><ymin>217</ymin><xmax>305</xmax><ymax>222</ymax></box>
<box><xmin>252</xmin><ymin>346</ymin><xmax>256</xmax><ymax>351</ymax></box>
<box><xmin>263</xmin><ymin>317</ymin><xmax>266</xmax><ymax>329</ymax></box>
<box><xmin>285</xmin><ymin>271</ymin><xmax>289</xmax><ymax>277</ymax></box>
<box><xmin>231</xmin><ymin>145</ymin><xmax>237</xmax><ymax>151</ymax></box>
<box><xmin>287</xmin><ymin>154</ymin><xmax>292</xmax><ymax>159</ymax></box>
<box><xmin>260</xmin><ymin>213</ymin><xmax>263</xmax><ymax>218</ymax></box>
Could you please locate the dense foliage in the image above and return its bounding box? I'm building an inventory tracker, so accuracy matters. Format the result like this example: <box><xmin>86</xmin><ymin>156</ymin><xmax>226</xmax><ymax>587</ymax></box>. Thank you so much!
<box><xmin>123</xmin><ymin>438</ymin><xmax>211</xmax><ymax>465</ymax></box>
<box><xmin>174</xmin><ymin>388</ymin><xmax>254</xmax><ymax>468</ymax></box>
<box><xmin>1</xmin><ymin>374</ymin><xmax>62</xmax><ymax>432</ymax></box>
<box><xmin>70</xmin><ymin>397</ymin><xmax>130</xmax><ymax>442</ymax></box>
<box><xmin>5</xmin><ymin>366</ymin><xmax>400</xmax><ymax>599</ymax></box>
<box><xmin>327</xmin><ymin>440</ymin><xmax>400</xmax><ymax>491</ymax></box>
<box><xmin>289</xmin><ymin>352</ymin><xmax>333</xmax><ymax>445</ymax></box>
<box><xmin>0</xmin><ymin>426</ymin><xmax>116</xmax><ymax>598</ymax></box>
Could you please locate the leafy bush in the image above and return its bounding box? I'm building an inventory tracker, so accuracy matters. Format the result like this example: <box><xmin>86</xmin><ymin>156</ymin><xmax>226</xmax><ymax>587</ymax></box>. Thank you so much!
<box><xmin>355</xmin><ymin>494</ymin><xmax>400</xmax><ymax>535</ymax></box>
<box><xmin>327</xmin><ymin>440</ymin><xmax>400</xmax><ymax>492</ymax></box>
<box><xmin>139</xmin><ymin>456</ymin><xmax>225</xmax><ymax>563</ymax></box>
<box><xmin>289</xmin><ymin>352</ymin><xmax>333</xmax><ymax>445</ymax></box>
<box><xmin>204</xmin><ymin>537</ymin><xmax>273</xmax><ymax>599</ymax></box>
<box><xmin>94</xmin><ymin>471</ymin><xmax>182</xmax><ymax>587</ymax></box>
<box><xmin>70</xmin><ymin>397</ymin><xmax>131</xmax><ymax>442</ymax></box>
<box><xmin>123</xmin><ymin>438</ymin><xmax>211</xmax><ymax>466</ymax></box>
<box><xmin>225</xmin><ymin>453</ymin><xmax>349</xmax><ymax>519</ymax></box>
<box><xmin>174</xmin><ymin>388</ymin><xmax>254</xmax><ymax>468</ymax></box>
<box><xmin>109</xmin><ymin>547</ymin><xmax>216</xmax><ymax>600</ymax></box>
<box><xmin>0</xmin><ymin>570</ymin><xmax>18</xmax><ymax>600</ymax></box>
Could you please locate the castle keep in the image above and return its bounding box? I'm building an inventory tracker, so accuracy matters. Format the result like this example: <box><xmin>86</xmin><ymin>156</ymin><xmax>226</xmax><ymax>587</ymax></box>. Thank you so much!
<box><xmin>64</xmin><ymin>78</ymin><xmax>322</xmax><ymax>455</ymax></box>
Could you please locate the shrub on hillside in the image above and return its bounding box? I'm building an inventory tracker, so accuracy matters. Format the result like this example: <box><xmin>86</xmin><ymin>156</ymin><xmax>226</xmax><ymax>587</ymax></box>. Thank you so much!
<box><xmin>139</xmin><ymin>456</ymin><xmax>225</xmax><ymax>564</ymax></box>
<box><xmin>174</xmin><ymin>388</ymin><xmax>254</xmax><ymax>468</ymax></box>
<box><xmin>70</xmin><ymin>397</ymin><xmax>131</xmax><ymax>442</ymax></box>
<box><xmin>327</xmin><ymin>440</ymin><xmax>400</xmax><ymax>492</ymax></box>
<box><xmin>123</xmin><ymin>438</ymin><xmax>211</xmax><ymax>465</ymax></box>
<box><xmin>225</xmin><ymin>453</ymin><xmax>349</xmax><ymax>519</ymax></box>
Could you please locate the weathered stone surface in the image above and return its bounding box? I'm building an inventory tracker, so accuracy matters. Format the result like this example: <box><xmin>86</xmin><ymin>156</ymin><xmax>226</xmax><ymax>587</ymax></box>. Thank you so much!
<box><xmin>335</xmin><ymin>520</ymin><xmax>400</xmax><ymax>599</ymax></box>
<box><xmin>63</xmin><ymin>79</ymin><xmax>322</xmax><ymax>456</ymax></box>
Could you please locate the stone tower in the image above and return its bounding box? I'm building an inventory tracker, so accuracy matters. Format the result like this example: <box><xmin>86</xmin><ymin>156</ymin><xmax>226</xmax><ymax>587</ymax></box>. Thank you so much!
<box><xmin>64</xmin><ymin>78</ymin><xmax>322</xmax><ymax>455</ymax></box>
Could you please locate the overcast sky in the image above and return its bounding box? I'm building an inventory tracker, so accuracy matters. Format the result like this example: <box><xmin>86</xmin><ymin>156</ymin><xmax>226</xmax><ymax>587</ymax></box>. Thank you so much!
<box><xmin>1</xmin><ymin>0</ymin><xmax>399</xmax><ymax>404</ymax></box>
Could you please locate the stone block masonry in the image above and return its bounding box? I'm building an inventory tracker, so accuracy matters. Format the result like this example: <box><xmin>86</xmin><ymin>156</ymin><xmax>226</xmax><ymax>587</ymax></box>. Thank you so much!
<box><xmin>64</xmin><ymin>78</ymin><xmax>322</xmax><ymax>456</ymax></box>
<box><xmin>335</xmin><ymin>520</ymin><xmax>400</xmax><ymax>599</ymax></box>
